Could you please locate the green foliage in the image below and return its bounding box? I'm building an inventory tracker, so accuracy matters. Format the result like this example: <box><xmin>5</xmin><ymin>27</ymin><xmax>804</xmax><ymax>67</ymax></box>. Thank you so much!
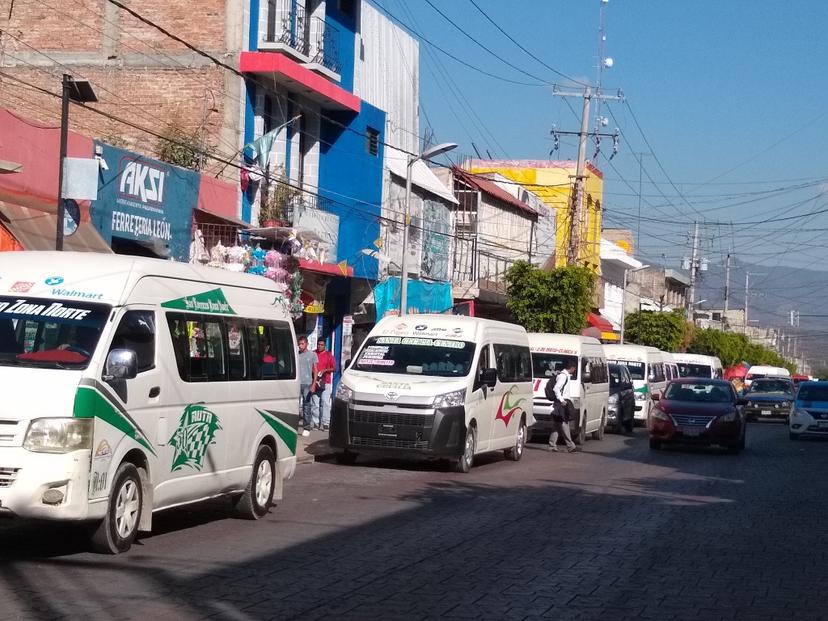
<box><xmin>624</xmin><ymin>309</ymin><xmax>687</xmax><ymax>352</ymax></box>
<box><xmin>156</xmin><ymin>119</ymin><xmax>203</xmax><ymax>171</ymax></box>
<box><xmin>688</xmin><ymin>328</ymin><xmax>795</xmax><ymax>372</ymax></box>
<box><xmin>505</xmin><ymin>262</ymin><xmax>595</xmax><ymax>334</ymax></box>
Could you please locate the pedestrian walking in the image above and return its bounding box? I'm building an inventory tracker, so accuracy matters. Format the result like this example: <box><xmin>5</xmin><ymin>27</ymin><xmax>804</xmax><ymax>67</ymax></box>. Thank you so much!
<box><xmin>297</xmin><ymin>336</ymin><xmax>319</xmax><ymax>436</ymax></box>
<box><xmin>313</xmin><ymin>339</ymin><xmax>336</xmax><ymax>431</ymax></box>
<box><xmin>546</xmin><ymin>361</ymin><xmax>581</xmax><ymax>453</ymax></box>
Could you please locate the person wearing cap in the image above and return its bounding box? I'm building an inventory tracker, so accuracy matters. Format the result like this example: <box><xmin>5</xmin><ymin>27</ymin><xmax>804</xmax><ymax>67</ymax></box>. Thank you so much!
<box><xmin>313</xmin><ymin>339</ymin><xmax>337</xmax><ymax>431</ymax></box>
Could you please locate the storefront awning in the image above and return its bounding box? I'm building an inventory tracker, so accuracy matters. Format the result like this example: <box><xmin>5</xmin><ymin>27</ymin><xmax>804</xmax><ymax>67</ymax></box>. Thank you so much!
<box><xmin>586</xmin><ymin>311</ymin><xmax>619</xmax><ymax>342</ymax></box>
<box><xmin>0</xmin><ymin>201</ymin><xmax>112</xmax><ymax>253</ymax></box>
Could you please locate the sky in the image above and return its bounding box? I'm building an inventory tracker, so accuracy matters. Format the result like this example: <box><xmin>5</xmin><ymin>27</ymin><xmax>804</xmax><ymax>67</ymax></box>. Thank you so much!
<box><xmin>371</xmin><ymin>0</ymin><xmax>828</xmax><ymax>364</ymax></box>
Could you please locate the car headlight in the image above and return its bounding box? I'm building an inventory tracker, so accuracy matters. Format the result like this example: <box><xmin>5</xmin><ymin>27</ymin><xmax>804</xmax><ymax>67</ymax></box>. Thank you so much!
<box><xmin>650</xmin><ymin>408</ymin><xmax>672</xmax><ymax>422</ymax></box>
<box><xmin>432</xmin><ymin>389</ymin><xmax>466</xmax><ymax>409</ymax></box>
<box><xmin>717</xmin><ymin>410</ymin><xmax>738</xmax><ymax>423</ymax></box>
<box><xmin>793</xmin><ymin>408</ymin><xmax>810</xmax><ymax>418</ymax></box>
<box><xmin>746</xmin><ymin>401</ymin><xmax>755</xmax><ymax>408</ymax></box>
<box><xmin>608</xmin><ymin>393</ymin><xmax>619</xmax><ymax>406</ymax></box>
<box><xmin>335</xmin><ymin>383</ymin><xmax>354</xmax><ymax>402</ymax></box>
<box><xmin>23</xmin><ymin>418</ymin><xmax>93</xmax><ymax>454</ymax></box>
<box><xmin>635</xmin><ymin>392</ymin><xmax>647</xmax><ymax>401</ymax></box>
<box><xmin>780</xmin><ymin>401</ymin><xmax>791</xmax><ymax>408</ymax></box>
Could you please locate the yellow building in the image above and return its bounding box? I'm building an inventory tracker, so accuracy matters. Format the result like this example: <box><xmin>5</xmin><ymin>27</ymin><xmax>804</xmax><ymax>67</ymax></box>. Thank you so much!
<box><xmin>468</xmin><ymin>159</ymin><xmax>604</xmax><ymax>273</ymax></box>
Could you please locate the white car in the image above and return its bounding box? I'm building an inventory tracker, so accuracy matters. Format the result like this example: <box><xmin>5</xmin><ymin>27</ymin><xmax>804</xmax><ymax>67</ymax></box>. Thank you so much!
<box><xmin>790</xmin><ymin>381</ymin><xmax>828</xmax><ymax>440</ymax></box>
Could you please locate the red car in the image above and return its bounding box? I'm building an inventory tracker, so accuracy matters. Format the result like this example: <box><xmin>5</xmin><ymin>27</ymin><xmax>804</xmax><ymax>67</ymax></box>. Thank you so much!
<box><xmin>648</xmin><ymin>378</ymin><xmax>746</xmax><ymax>453</ymax></box>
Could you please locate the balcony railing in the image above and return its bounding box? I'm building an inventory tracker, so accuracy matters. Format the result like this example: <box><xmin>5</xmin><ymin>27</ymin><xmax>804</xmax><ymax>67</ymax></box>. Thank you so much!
<box><xmin>453</xmin><ymin>238</ymin><xmax>516</xmax><ymax>295</ymax></box>
<box><xmin>262</xmin><ymin>1</ymin><xmax>340</xmax><ymax>76</ymax></box>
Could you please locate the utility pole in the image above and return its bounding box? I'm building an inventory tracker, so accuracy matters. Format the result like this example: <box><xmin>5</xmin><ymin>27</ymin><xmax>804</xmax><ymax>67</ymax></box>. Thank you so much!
<box><xmin>552</xmin><ymin>85</ymin><xmax>623</xmax><ymax>265</ymax></box>
<box><xmin>687</xmin><ymin>222</ymin><xmax>700</xmax><ymax>313</ymax></box>
<box><xmin>724</xmin><ymin>252</ymin><xmax>731</xmax><ymax>314</ymax></box>
<box><xmin>744</xmin><ymin>271</ymin><xmax>766</xmax><ymax>335</ymax></box>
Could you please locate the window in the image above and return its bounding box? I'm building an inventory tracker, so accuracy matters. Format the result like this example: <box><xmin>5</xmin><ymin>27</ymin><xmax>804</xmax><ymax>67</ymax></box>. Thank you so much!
<box><xmin>366</xmin><ymin>127</ymin><xmax>379</xmax><ymax>156</ymax></box>
<box><xmin>167</xmin><ymin>314</ymin><xmax>227</xmax><ymax>382</ymax></box>
<box><xmin>588</xmin><ymin>357</ymin><xmax>607</xmax><ymax>384</ymax></box>
<box><xmin>251</xmin><ymin>320</ymin><xmax>296</xmax><ymax>380</ymax></box>
<box><xmin>494</xmin><ymin>344</ymin><xmax>532</xmax><ymax>383</ymax></box>
<box><xmin>226</xmin><ymin>318</ymin><xmax>248</xmax><ymax>381</ymax></box>
<box><xmin>475</xmin><ymin>344</ymin><xmax>491</xmax><ymax>387</ymax></box>
<box><xmin>109</xmin><ymin>310</ymin><xmax>156</xmax><ymax>373</ymax></box>
<box><xmin>531</xmin><ymin>353</ymin><xmax>578</xmax><ymax>379</ymax></box>
<box><xmin>338</xmin><ymin>0</ymin><xmax>355</xmax><ymax>17</ymax></box>
<box><xmin>355</xmin><ymin>336</ymin><xmax>475</xmax><ymax>377</ymax></box>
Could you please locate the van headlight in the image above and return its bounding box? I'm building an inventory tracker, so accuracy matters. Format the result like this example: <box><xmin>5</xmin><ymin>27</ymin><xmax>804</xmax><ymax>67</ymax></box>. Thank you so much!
<box><xmin>432</xmin><ymin>389</ymin><xmax>466</xmax><ymax>409</ymax></box>
<box><xmin>23</xmin><ymin>418</ymin><xmax>93</xmax><ymax>454</ymax></box>
<box><xmin>635</xmin><ymin>392</ymin><xmax>647</xmax><ymax>402</ymax></box>
<box><xmin>335</xmin><ymin>383</ymin><xmax>354</xmax><ymax>402</ymax></box>
<box><xmin>608</xmin><ymin>393</ymin><xmax>619</xmax><ymax>406</ymax></box>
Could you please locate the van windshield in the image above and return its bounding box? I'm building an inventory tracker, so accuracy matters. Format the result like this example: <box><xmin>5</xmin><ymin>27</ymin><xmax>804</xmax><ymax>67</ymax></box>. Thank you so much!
<box><xmin>677</xmin><ymin>363</ymin><xmax>713</xmax><ymax>378</ymax></box>
<box><xmin>608</xmin><ymin>359</ymin><xmax>645</xmax><ymax>380</ymax></box>
<box><xmin>354</xmin><ymin>336</ymin><xmax>475</xmax><ymax>377</ymax></box>
<box><xmin>0</xmin><ymin>296</ymin><xmax>111</xmax><ymax>370</ymax></box>
<box><xmin>531</xmin><ymin>353</ymin><xmax>578</xmax><ymax>379</ymax></box>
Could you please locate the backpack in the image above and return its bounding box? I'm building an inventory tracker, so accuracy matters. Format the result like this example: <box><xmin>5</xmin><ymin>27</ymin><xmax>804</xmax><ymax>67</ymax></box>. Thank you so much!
<box><xmin>545</xmin><ymin>371</ymin><xmax>569</xmax><ymax>402</ymax></box>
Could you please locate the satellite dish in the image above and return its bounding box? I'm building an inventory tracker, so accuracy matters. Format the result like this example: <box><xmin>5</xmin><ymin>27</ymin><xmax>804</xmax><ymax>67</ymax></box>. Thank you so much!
<box><xmin>603</xmin><ymin>57</ymin><xmax>614</xmax><ymax>68</ymax></box>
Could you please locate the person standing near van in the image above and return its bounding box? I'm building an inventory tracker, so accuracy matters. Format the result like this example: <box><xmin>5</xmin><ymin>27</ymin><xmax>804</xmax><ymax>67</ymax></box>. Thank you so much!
<box><xmin>313</xmin><ymin>339</ymin><xmax>336</xmax><ymax>430</ymax></box>
<box><xmin>297</xmin><ymin>336</ymin><xmax>319</xmax><ymax>436</ymax></box>
<box><xmin>547</xmin><ymin>362</ymin><xmax>580</xmax><ymax>453</ymax></box>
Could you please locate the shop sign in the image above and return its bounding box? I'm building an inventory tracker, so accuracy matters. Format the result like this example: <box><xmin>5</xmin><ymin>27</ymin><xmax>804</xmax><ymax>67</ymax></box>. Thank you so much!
<box><xmin>91</xmin><ymin>142</ymin><xmax>200</xmax><ymax>261</ymax></box>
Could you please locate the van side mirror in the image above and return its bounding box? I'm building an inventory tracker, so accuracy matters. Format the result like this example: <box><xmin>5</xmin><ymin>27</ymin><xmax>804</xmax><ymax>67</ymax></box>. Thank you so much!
<box><xmin>480</xmin><ymin>368</ymin><xmax>498</xmax><ymax>388</ymax></box>
<box><xmin>103</xmin><ymin>349</ymin><xmax>137</xmax><ymax>382</ymax></box>
<box><xmin>344</xmin><ymin>358</ymin><xmax>352</xmax><ymax>370</ymax></box>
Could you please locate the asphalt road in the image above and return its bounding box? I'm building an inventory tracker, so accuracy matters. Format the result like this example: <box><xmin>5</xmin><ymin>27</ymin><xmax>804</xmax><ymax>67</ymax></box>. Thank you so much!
<box><xmin>1</xmin><ymin>422</ymin><xmax>826</xmax><ymax>621</ymax></box>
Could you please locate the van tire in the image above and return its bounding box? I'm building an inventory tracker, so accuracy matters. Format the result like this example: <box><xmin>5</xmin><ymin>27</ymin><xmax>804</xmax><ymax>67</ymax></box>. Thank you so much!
<box><xmin>335</xmin><ymin>451</ymin><xmax>358</xmax><ymax>465</ymax></box>
<box><xmin>592</xmin><ymin>412</ymin><xmax>606</xmax><ymax>441</ymax></box>
<box><xmin>235</xmin><ymin>444</ymin><xmax>275</xmax><ymax>520</ymax></box>
<box><xmin>455</xmin><ymin>426</ymin><xmax>476</xmax><ymax>473</ymax></box>
<box><xmin>90</xmin><ymin>462</ymin><xmax>142</xmax><ymax>554</ymax></box>
<box><xmin>505</xmin><ymin>418</ymin><xmax>526</xmax><ymax>461</ymax></box>
<box><xmin>574</xmin><ymin>414</ymin><xmax>587</xmax><ymax>445</ymax></box>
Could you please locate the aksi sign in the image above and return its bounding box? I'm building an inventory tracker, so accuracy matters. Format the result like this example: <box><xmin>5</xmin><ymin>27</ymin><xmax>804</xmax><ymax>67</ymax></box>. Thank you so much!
<box><xmin>119</xmin><ymin>160</ymin><xmax>166</xmax><ymax>204</ymax></box>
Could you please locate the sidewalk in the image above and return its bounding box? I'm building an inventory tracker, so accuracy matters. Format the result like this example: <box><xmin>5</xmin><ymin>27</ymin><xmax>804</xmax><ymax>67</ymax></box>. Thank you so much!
<box><xmin>296</xmin><ymin>428</ymin><xmax>335</xmax><ymax>464</ymax></box>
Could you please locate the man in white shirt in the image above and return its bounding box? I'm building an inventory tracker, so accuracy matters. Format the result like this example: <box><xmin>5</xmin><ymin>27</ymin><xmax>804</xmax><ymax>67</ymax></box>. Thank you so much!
<box><xmin>548</xmin><ymin>361</ymin><xmax>580</xmax><ymax>452</ymax></box>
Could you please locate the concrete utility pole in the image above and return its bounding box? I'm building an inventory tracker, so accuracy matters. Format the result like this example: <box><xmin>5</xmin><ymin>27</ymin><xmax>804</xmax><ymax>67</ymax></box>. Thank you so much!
<box><xmin>724</xmin><ymin>252</ymin><xmax>731</xmax><ymax>314</ymax></box>
<box><xmin>687</xmin><ymin>222</ymin><xmax>700</xmax><ymax>312</ymax></box>
<box><xmin>553</xmin><ymin>85</ymin><xmax>623</xmax><ymax>265</ymax></box>
<box><xmin>744</xmin><ymin>271</ymin><xmax>766</xmax><ymax>334</ymax></box>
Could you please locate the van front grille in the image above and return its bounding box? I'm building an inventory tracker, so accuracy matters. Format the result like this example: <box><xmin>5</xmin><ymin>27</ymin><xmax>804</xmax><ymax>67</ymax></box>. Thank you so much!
<box><xmin>0</xmin><ymin>467</ymin><xmax>20</xmax><ymax>488</ymax></box>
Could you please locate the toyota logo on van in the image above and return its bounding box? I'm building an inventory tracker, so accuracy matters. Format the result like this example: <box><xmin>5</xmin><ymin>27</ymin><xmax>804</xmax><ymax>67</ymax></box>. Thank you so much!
<box><xmin>385</xmin><ymin>391</ymin><xmax>400</xmax><ymax>401</ymax></box>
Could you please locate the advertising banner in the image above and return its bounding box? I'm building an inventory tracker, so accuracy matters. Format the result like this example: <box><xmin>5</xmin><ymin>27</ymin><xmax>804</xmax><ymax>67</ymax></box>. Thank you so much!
<box><xmin>91</xmin><ymin>142</ymin><xmax>200</xmax><ymax>260</ymax></box>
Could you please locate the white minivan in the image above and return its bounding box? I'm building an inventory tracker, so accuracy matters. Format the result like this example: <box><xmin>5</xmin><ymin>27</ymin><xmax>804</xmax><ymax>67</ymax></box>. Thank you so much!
<box><xmin>528</xmin><ymin>334</ymin><xmax>610</xmax><ymax>444</ymax></box>
<box><xmin>672</xmin><ymin>353</ymin><xmax>724</xmax><ymax>379</ymax></box>
<box><xmin>603</xmin><ymin>344</ymin><xmax>668</xmax><ymax>423</ymax></box>
<box><xmin>0</xmin><ymin>252</ymin><xmax>299</xmax><ymax>553</ymax></box>
<box><xmin>745</xmin><ymin>365</ymin><xmax>791</xmax><ymax>388</ymax></box>
<box><xmin>330</xmin><ymin>315</ymin><xmax>533</xmax><ymax>472</ymax></box>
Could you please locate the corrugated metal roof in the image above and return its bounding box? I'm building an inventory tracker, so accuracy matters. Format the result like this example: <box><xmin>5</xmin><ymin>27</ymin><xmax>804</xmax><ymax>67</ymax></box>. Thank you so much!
<box><xmin>453</xmin><ymin>167</ymin><xmax>537</xmax><ymax>216</ymax></box>
<box><xmin>386</xmin><ymin>155</ymin><xmax>458</xmax><ymax>204</ymax></box>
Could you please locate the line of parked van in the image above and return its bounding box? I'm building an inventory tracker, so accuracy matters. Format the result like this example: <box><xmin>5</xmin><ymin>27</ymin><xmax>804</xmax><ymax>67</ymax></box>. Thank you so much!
<box><xmin>331</xmin><ymin>315</ymin><xmax>726</xmax><ymax>472</ymax></box>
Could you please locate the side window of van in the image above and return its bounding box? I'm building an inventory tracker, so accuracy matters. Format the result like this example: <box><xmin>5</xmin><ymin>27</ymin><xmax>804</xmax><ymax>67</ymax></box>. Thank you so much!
<box><xmin>249</xmin><ymin>320</ymin><xmax>296</xmax><ymax>381</ymax></box>
<box><xmin>590</xmin><ymin>359</ymin><xmax>607</xmax><ymax>384</ymax></box>
<box><xmin>109</xmin><ymin>310</ymin><xmax>155</xmax><ymax>373</ymax></box>
<box><xmin>167</xmin><ymin>314</ymin><xmax>227</xmax><ymax>382</ymax></box>
<box><xmin>474</xmin><ymin>344</ymin><xmax>491</xmax><ymax>388</ymax></box>
<box><xmin>225</xmin><ymin>318</ymin><xmax>248</xmax><ymax>381</ymax></box>
<box><xmin>494</xmin><ymin>344</ymin><xmax>532</xmax><ymax>383</ymax></box>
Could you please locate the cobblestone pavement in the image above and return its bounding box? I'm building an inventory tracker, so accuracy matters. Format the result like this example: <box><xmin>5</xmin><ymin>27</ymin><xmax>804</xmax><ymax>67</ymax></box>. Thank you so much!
<box><xmin>1</xmin><ymin>422</ymin><xmax>826</xmax><ymax>620</ymax></box>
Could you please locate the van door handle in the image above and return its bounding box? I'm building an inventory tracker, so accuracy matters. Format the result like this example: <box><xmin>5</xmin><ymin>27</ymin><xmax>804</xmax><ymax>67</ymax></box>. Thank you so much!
<box><xmin>149</xmin><ymin>386</ymin><xmax>161</xmax><ymax>398</ymax></box>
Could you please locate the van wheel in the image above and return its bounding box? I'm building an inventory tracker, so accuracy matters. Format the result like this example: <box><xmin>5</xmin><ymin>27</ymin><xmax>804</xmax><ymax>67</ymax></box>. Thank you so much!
<box><xmin>505</xmin><ymin>418</ymin><xmax>526</xmax><ymax>461</ymax></box>
<box><xmin>592</xmin><ymin>412</ymin><xmax>606</xmax><ymax>441</ymax></box>
<box><xmin>335</xmin><ymin>451</ymin><xmax>358</xmax><ymax>465</ymax></box>
<box><xmin>235</xmin><ymin>444</ymin><xmax>275</xmax><ymax>520</ymax></box>
<box><xmin>90</xmin><ymin>462</ymin><xmax>142</xmax><ymax>554</ymax></box>
<box><xmin>455</xmin><ymin>426</ymin><xmax>476</xmax><ymax>473</ymax></box>
<box><xmin>574</xmin><ymin>416</ymin><xmax>586</xmax><ymax>445</ymax></box>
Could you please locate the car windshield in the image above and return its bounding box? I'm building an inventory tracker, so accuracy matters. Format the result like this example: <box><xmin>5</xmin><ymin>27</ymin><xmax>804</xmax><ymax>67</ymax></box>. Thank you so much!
<box><xmin>664</xmin><ymin>383</ymin><xmax>733</xmax><ymax>403</ymax></box>
<box><xmin>677</xmin><ymin>363</ymin><xmax>713</xmax><ymax>378</ymax></box>
<box><xmin>0</xmin><ymin>296</ymin><xmax>111</xmax><ymax>370</ymax></box>
<box><xmin>531</xmin><ymin>353</ymin><xmax>578</xmax><ymax>379</ymax></box>
<box><xmin>608</xmin><ymin>359</ymin><xmax>645</xmax><ymax>380</ymax></box>
<box><xmin>797</xmin><ymin>386</ymin><xmax>828</xmax><ymax>401</ymax></box>
<box><xmin>354</xmin><ymin>336</ymin><xmax>475</xmax><ymax>377</ymax></box>
<box><xmin>750</xmin><ymin>379</ymin><xmax>793</xmax><ymax>394</ymax></box>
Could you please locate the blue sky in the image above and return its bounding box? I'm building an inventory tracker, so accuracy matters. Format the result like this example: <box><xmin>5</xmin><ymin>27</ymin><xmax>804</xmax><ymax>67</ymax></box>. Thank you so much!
<box><xmin>374</xmin><ymin>0</ymin><xmax>828</xmax><ymax>274</ymax></box>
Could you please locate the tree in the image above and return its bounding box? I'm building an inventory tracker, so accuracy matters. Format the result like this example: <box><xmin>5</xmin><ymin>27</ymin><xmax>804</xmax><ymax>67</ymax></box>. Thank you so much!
<box><xmin>505</xmin><ymin>262</ymin><xmax>594</xmax><ymax>334</ymax></box>
<box><xmin>689</xmin><ymin>328</ymin><xmax>796</xmax><ymax>372</ymax></box>
<box><xmin>623</xmin><ymin>309</ymin><xmax>687</xmax><ymax>352</ymax></box>
<box><xmin>156</xmin><ymin>117</ymin><xmax>203</xmax><ymax>171</ymax></box>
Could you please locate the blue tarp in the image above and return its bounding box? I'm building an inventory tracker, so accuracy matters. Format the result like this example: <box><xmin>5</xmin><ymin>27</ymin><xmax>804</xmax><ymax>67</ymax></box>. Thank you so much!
<box><xmin>374</xmin><ymin>277</ymin><xmax>452</xmax><ymax>318</ymax></box>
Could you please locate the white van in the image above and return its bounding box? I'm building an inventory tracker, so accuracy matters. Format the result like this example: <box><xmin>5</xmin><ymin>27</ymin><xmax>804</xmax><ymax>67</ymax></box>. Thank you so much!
<box><xmin>673</xmin><ymin>353</ymin><xmax>724</xmax><ymax>379</ymax></box>
<box><xmin>330</xmin><ymin>315</ymin><xmax>533</xmax><ymax>472</ymax></box>
<box><xmin>527</xmin><ymin>334</ymin><xmax>609</xmax><ymax>444</ymax></box>
<box><xmin>663</xmin><ymin>353</ymin><xmax>680</xmax><ymax>382</ymax></box>
<box><xmin>603</xmin><ymin>344</ymin><xmax>668</xmax><ymax>423</ymax></box>
<box><xmin>0</xmin><ymin>252</ymin><xmax>299</xmax><ymax>553</ymax></box>
<box><xmin>745</xmin><ymin>365</ymin><xmax>790</xmax><ymax>388</ymax></box>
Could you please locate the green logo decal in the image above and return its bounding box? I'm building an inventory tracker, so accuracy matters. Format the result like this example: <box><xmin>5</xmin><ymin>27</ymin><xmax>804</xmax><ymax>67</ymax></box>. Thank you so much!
<box><xmin>169</xmin><ymin>404</ymin><xmax>222</xmax><ymax>471</ymax></box>
<box><xmin>161</xmin><ymin>288</ymin><xmax>236</xmax><ymax>315</ymax></box>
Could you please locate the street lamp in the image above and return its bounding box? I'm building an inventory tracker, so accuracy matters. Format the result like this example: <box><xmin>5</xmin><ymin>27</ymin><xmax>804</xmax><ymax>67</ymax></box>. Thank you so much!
<box><xmin>620</xmin><ymin>264</ymin><xmax>649</xmax><ymax>344</ymax></box>
<box><xmin>56</xmin><ymin>74</ymin><xmax>97</xmax><ymax>251</ymax></box>
<box><xmin>399</xmin><ymin>142</ymin><xmax>457</xmax><ymax>315</ymax></box>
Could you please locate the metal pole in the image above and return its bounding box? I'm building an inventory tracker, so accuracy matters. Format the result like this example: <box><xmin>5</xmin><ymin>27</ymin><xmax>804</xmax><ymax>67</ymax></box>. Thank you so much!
<box><xmin>568</xmin><ymin>87</ymin><xmax>591</xmax><ymax>266</ymax></box>
<box><xmin>687</xmin><ymin>221</ymin><xmax>699</xmax><ymax>313</ymax></box>
<box><xmin>399</xmin><ymin>155</ymin><xmax>414</xmax><ymax>315</ymax></box>
<box><xmin>620</xmin><ymin>267</ymin><xmax>628</xmax><ymax>344</ymax></box>
<box><xmin>744</xmin><ymin>272</ymin><xmax>750</xmax><ymax>334</ymax></box>
<box><xmin>56</xmin><ymin>74</ymin><xmax>71</xmax><ymax>251</ymax></box>
<box><xmin>724</xmin><ymin>252</ymin><xmax>731</xmax><ymax>314</ymax></box>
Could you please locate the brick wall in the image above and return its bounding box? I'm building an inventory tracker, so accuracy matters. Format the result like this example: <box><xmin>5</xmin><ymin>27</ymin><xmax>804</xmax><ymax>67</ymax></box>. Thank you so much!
<box><xmin>0</xmin><ymin>0</ymin><xmax>243</xmax><ymax>179</ymax></box>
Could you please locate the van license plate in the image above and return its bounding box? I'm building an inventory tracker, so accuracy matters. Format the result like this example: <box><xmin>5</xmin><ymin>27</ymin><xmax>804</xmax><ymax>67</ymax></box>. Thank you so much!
<box><xmin>761</xmin><ymin>410</ymin><xmax>772</xmax><ymax>416</ymax></box>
